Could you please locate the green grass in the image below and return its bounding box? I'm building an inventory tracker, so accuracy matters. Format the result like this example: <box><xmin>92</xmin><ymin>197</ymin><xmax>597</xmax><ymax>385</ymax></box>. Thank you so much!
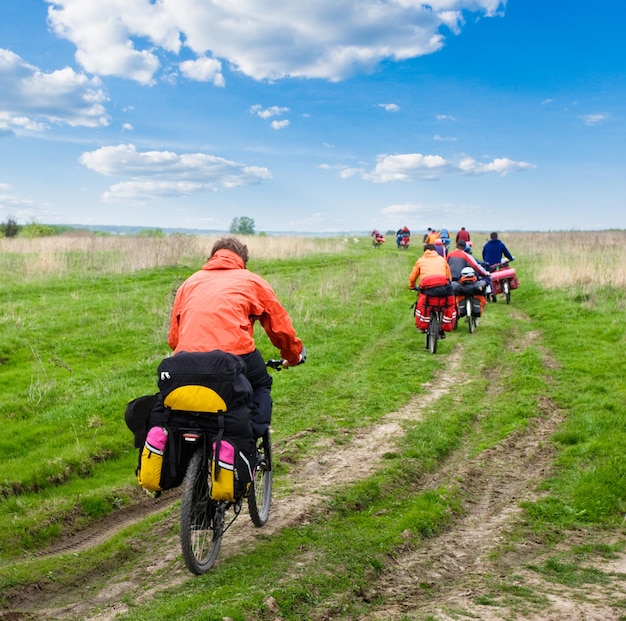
<box><xmin>1</xmin><ymin>237</ymin><xmax>625</xmax><ymax>618</ymax></box>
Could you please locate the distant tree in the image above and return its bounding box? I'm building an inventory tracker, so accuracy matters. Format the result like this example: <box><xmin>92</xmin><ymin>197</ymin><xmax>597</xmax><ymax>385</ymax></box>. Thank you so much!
<box><xmin>0</xmin><ymin>216</ymin><xmax>20</xmax><ymax>238</ymax></box>
<box><xmin>21</xmin><ymin>222</ymin><xmax>56</xmax><ymax>238</ymax></box>
<box><xmin>230</xmin><ymin>216</ymin><xmax>255</xmax><ymax>235</ymax></box>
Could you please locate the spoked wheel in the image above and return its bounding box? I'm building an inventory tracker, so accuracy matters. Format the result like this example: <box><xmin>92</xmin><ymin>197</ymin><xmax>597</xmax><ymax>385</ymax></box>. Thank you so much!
<box><xmin>180</xmin><ymin>449</ymin><xmax>224</xmax><ymax>574</ymax></box>
<box><xmin>465</xmin><ymin>298</ymin><xmax>475</xmax><ymax>333</ymax></box>
<box><xmin>427</xmin><ymin>311</ymin><xmax>440</xmax><ymax>354</ymax></box>
<box><xmin>503</xmin><ymin>280</ymin><xmax>511</xmax><ymax>304</ymax></box>
<box><xmin>248</xmin><ymin>430</ymin><xmax>273</xmax><ymax>527</ymax></box>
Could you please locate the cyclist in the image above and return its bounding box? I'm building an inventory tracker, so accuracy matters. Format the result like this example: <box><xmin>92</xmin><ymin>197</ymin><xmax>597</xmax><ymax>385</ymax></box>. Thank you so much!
<box><xmin>455</xmin><ymin>226</ymin><xmax>471</xmax><ymax>244</ymax></box>
<box><xmin>167</xmin><ymin>236</ymin><xmax>305</xmax><ymax>438</ymax></box>
<box><xmin>408</xmin><ymin>243</ymin><xmax>451</xmax><ymax>288</ymax></box>
<box><xmin>447</xmin><ymin>240</ymin><xmax>491</xmax><ymax>293</ymax></box>
<box><xmin>482</xmin><ymin>232</ymin><xmax>514</xmax><ymax>267</ymax></box>
<box><xmin>408</xmin><ymin>244</ymin><xmax>453</xmax><ymax>338</ymax></box>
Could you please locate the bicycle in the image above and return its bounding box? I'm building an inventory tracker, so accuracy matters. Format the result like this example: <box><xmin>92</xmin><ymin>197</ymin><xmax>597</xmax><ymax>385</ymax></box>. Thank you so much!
<box><xmin>424</xmin><ymin>306</ymin><xmax>443</xmax><ymax>354</ymax></box>
<box><xmin>179</xmin><ymin>359</ymin><xmax>281</xmax><ymax>575</ymax></box>
<box><xmin>459</xmin><ymin>294</ymin><xmax>478</xmax><ymax>333</ymax></box>
<box><xmin>488</xmin><ymin>259</ymin><xmax>518</xmax><ymax>304</ymax></box>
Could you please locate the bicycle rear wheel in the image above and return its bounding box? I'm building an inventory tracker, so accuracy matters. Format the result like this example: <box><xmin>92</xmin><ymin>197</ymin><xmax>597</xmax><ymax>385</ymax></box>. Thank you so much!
<box><xmin>248</xmin><ymin>431</ymin><xmax>273</xmax><ymax>527</ymax></box>
<box><xmin>180</xmin><ymin>449</ymin><xmax>223</xmax><ymax>574</ymax></box>
<box><xmin>428</xmin><ymin>311</ymin><xmax>440</xmax><ymax>354</ymax></box>
<box><xmin>503</xmin><ymin>280</ymin><xmax>511</xmax><ymax>304</ymax></box>
<box><xmin>465</xmin><ymin>298</ymin><xmax>474</xmax><ymax>333</ymax></box>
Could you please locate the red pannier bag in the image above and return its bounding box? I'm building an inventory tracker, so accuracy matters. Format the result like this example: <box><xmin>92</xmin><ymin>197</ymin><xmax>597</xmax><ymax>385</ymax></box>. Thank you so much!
<box><xmin>490</xmin><ymin>267</ymin><xmax>519</xmax><ymax>295</ymax></box>
<box><xmin>415</xmin><ymin>275</ymin><xmax>457</xmax><ymax>332</ymax></box>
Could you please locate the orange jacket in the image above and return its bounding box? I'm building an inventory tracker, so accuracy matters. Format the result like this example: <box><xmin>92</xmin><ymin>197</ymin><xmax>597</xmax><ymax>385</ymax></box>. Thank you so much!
<box><xmin>168</xmin><ymin>249</ymin><xmax>303</xmax><ymax>365</ymax></box>
<box><xmin>425</xmin><ymin>231</ymin><xmax>441</xmax><ymax>244</ymax></box>
<box><xmin>408</xmin><ymin>249</ymin><xmax>451</xmax><ymax>289</ymax></box>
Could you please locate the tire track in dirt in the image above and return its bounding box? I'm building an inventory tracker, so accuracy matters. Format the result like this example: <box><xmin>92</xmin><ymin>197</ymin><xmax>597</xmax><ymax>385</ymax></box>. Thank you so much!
<box><xmin>355</xmin><ymin>395</ymin><xmax>565</xmax><ymax>621</ymax></box>
<box><xmin>337</xmin><ymin>325</ymin><xmax>626</xmax><ymax>621</ymax></box>
<box><xmin>14</xmin><ymin>349</ymin><xmax>466</xmax><ymax>620</ymax></box>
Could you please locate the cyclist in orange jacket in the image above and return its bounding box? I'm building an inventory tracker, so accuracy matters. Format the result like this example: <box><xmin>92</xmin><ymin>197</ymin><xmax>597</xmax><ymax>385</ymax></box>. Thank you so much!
<box><xmin>168</xmin><ymin>236</ymin><xmax>305</xmax><ymax>437</ymax></box>
<box><xmin>408</xmin><ymin>243</ymin><xmax>451</xmax><ymax>290</ymax></box>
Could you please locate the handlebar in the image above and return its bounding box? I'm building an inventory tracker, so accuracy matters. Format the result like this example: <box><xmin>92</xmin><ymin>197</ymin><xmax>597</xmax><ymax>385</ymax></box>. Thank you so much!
<box><xmin>488</xmin><ymin>258</ymin><xmax>514</xmax><ymax>272</ymax></box>
<box><xmin>266</xmin><ymin>345</ymin><xmax>306</xmax><ymax>371</ymax></box>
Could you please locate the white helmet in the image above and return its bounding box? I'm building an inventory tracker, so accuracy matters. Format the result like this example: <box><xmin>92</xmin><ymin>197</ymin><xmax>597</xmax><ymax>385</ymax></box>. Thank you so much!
<box><xmin>460</xmin><ymin>267</ymin><xmax>476</xmax><ymax>279</ymax></box>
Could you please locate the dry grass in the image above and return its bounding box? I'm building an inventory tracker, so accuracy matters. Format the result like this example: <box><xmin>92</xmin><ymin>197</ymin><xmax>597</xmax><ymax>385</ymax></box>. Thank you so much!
<box><xmin>1</xmin><ymin>230</ymin><xmax>625</xmax><ymax>290</ymax></box>
<box><xmin>0</xmin><ymin>234</ymin><xmax>348</xmax><ymax>280</ymax></box>
<box><xmin>491</xmin><ymin>230</ymin><xmax>626</xmax><ymax>289</ymax></box>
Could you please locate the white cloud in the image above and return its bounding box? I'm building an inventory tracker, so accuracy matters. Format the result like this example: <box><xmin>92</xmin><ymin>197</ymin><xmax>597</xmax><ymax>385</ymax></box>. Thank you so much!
<box><xmin>271</xmin><ymin>119</ymin><xmax>290</xmax><ymax>130</ymax></box>
<box><xmin>0</xmin><ymin>48</ymin><xmax>109</xmax><ymax>133</ymax></box>
<box><xmin>378</xmin><ymin>103</ymin><xmax>400</xmax><ymax>112</ymax></box>
<box><xmin>44</xmin><ymin>0</ymin><xmax>506</xmax><ymax>83</ymax></box>
<box><xmin>79</xmin><ymin>143</ymin><xmax>272</xmax><ymax>202</ymax></box>
<box><xmin>578</xmin><ymin>113</ymin><xmax>609</xmax><ymax>126</ymax></box>
<box><xmin>340</xmin><ymin>152</ymin><xmax>535</xmax><ymax>182</ymax></box>
<box><xmin>250</xmin><ymin>105</ymin><xmax>289</xmax><ymax>119</ymax></box>
<box><xmin>366</xmin><ymin>153</ymin><xmax>449</xmax><ymax>182</ymax></box>
<box><xmin>179</xmin><ymin>56</ymin><xmax>225</xmax><ymax>86</ymax></box>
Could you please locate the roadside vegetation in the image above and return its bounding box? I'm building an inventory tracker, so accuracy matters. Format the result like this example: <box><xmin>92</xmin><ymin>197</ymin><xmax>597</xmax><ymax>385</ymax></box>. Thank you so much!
<box><xmin>0</xmin><ymin>230</ymin><xmax>624</xmax><ymax>620</ymax></box>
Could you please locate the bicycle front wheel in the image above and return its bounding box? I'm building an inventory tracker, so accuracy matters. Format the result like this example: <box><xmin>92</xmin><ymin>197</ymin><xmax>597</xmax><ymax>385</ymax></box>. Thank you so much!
<box><xmin>248</xmin><ymin>431</ymin><xmax>273</xmax><ymax>527</ymax></box>
<box><xmin>180</xmin><ymin>449</ymin><xmax>223</xmax><ymax>574</ymax></box>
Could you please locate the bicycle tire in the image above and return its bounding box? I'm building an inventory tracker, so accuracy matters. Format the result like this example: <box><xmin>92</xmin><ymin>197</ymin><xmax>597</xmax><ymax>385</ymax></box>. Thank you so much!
<box><xmin>503</xmin><ymin>280</ymin><xmax>511</xmax><ymax>304</ymax></box>
<box><xmin>180</xmin><ymin>449</ymin><xmax>223</xmax><ymax>574</ymax></box>
<box><xmin>428</xmin><ymin>310</ymin><xmax>439</xmax><ymax>354</ymax></box>
<box><xmin>248</xmin><ymin>431</ymin><xmax>273</xmax><ymax>527</ymax></box>
<box><xmin>466</xmin><ymin>298</ymin><xmax>474</xmax><ymax>333</ymax></box>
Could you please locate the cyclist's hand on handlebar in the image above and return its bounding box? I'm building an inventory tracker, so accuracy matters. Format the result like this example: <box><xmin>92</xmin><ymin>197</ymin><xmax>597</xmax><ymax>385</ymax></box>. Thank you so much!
<box><xmin>283</xmin><ymin>345</ymin><xmax>306</xmax><ymax>368</ymax></box>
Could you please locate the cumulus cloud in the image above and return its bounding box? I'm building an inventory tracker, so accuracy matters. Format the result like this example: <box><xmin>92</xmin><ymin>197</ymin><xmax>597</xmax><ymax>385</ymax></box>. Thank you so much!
<box><xmin>325</xmin><ymin>151</ymin><xmax>535</xmax><ymax>183</ymax></box>
<box><xmin>79</xmin><ymin>143</ymin><xmax>272</xmax><ymax>202</ymax></box>
<box><xmin>179</xmin><ymin>56</ymin><xmax>225</xmax><ymax>86</ymax></box>
<box><xmin>0</xmin><ymin>48</ymin><xmax>108</xmax><ymax>133</ymax></box>
<box><xmin>44</xmin><ymin>0</ymin><xmax>506</xmax><ymax>83</ymax></box>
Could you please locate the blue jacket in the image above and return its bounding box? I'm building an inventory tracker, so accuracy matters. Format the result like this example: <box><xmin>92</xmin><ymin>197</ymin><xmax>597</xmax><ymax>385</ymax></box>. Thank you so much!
<box><xmin>482</xmin><ymin>239</ymin><xmax>513</xmax><ymax>265</ymax></box>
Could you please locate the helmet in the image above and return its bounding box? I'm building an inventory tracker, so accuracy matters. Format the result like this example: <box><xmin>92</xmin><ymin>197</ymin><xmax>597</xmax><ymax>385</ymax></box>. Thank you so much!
<box><xmin>460</xmin><ymin>267</ymin><xmax>477</xmax><ymax>282</ymax></box>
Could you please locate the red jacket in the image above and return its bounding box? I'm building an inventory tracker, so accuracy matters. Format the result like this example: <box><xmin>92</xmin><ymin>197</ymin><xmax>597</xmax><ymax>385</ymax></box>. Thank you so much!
<box><xmin>168</xmin><ymin>249</ymin><xmax>303</xmax><ymax>365</ymax></box>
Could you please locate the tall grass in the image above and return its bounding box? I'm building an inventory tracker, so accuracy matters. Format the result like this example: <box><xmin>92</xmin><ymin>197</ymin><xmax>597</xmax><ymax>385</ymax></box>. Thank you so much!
<box><xmin>0</xmin><ymin>233</ymin><xmax>349</xmax><ymax>281</ymax></box>
<box><xmin>474</xmin><ymin>230</ymin><xmax>626</xmax><ymax>289</ymax></box>
<box><xmin>2</xmin><ymin>230</ymin><xmax>624</xmax><ymax>289</ymax></box>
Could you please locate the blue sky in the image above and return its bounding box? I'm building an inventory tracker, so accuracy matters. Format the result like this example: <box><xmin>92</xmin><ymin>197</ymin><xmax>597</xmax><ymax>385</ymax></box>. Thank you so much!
<box><xmin>1</xmin><ymin>0</ymin><xmax>624</xmax><ymax>234</ymax></box>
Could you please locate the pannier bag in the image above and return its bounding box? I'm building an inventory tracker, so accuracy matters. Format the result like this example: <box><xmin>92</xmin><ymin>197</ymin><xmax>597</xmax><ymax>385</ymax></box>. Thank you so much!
<box><xmin>415</xmin><ymin>275</ymin><xmax>456</xmax><ymax>332</ymax></box>
<box><xmin>456</xmin><ymin>295</ymin><xmax>485</xmax><ymax>318</ymax></box>
<box><xmin>211</xmin><ymin>438</ymin><xmax>254</xmax><ymax>502</ymax></box>
<box><xmin>137</xmin><ymin>426</ymin><xmax>168</xmax><ymax>492</ymax></box>
<box><xmin>157</xmin><ymin>350</ymin><xmax>253</xmax><ymax>413</ymax></box>
<box><xmin>124</xmin><ymin>393</ymin><xmax>159</xmax><ymax>448</ymax></box>
<box><xmin>490</xmin><ymin>267</ymin><xmax>519</xmax><ymax>294</ymax></box>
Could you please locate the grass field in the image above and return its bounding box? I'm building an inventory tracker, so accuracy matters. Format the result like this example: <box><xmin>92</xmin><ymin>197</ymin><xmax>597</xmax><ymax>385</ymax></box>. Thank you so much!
<box><xmin>0</xmin><ymin>230</ymin><xmax>625</xmax><ymax>620</ymax></box>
